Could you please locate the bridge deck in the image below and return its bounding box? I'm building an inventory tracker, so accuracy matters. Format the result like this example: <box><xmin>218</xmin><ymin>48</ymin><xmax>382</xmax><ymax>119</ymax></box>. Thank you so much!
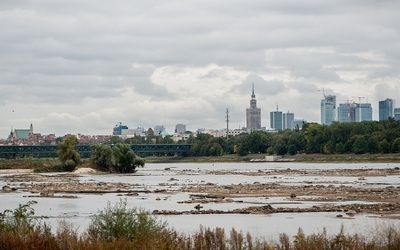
<box><xmin>0</xmin><ymin>144</ymin><xmax>191</xmax><ymax>158</ymax></box>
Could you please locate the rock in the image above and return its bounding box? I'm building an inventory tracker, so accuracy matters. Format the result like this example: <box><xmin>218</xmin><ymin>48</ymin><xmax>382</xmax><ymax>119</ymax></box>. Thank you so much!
<box><xmin>194</xmin><ymin>204</ymin><xmax>203</xmax><ymax>210</ymax></box>
<box><xmin>358</xmin><ymin>177</ymin><xmax>366</xmax><ymax>181</ymax></box>
<box><xmin>2</xmin><ymin>185</ymin><xmax>12</xmax><ymax>191</ymax></box>
<box><xmin>346</xmin><ymin>210</ymin><xmax>357</xmax><ymax>216</ymax></box>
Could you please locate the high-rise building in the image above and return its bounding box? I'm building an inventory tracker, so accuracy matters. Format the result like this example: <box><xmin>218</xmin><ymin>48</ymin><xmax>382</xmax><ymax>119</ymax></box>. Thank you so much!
<box><xmin>246</xmin><ymin>83</ymin><xmax>261</xmax><ymax>131</ymax></box>
<box><xmin>113</xmin><ymin>123</ymin><xmax>129</xmax><ymax>135</ymax></box>
<box><xmin>355</xmin><ymin>103</ymin><xmax>372</xmax><ymax>122</ymax></box>
<box><xmin>175</xmin><ymin>124</ymin><xmax>186</xmax><ymax>134</ymax></box>
<box><xmin>337</xmin><ymin>102</ymin><xmax>356</xmax><ymax>123</ymax></box>
<box><xmin>153</xmin><ymin>125</ymin><xmax>165</xmax><ymax>135</ymax></box>
<box><xmin>270</xmin><ymin>106</ymin><xmax>283</xmax><ymax>131</ymax></box>
<box><xmin>283</xmin><ymin>112</ymin><xmax>294</xmax><ymax>130</ymax></box>
<box><xmin>321</xmin><ymin>95</ymin><xmax>336</xmax><ymax>125</ymax></box>
<box><xmin>394</xmin><ymin>108</ymin><xmax>400</xmax><ymax>121</ymax></box>
<box><xmin>379</xmin><ymin>98</ymin><xmax>394</xmax><ymax>121</ymax></box>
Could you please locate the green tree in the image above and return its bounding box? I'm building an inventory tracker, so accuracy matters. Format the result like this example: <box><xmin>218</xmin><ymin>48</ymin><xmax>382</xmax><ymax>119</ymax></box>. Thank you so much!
<box><xmin>91</xmin><ymin>144</ymin><xmax>114</xmax><ymax>171</ymax></box>
<box><xmin>391</xmin><ymin>138</ymin><xmax>400</xmax><ymax>153</ymax></box>
<box><xmin>274</xmin><ymin>139</ymin><xmax>287</xmax><ymax>155</ymax></box>
<box><xmin>234</xmin><ymin>133</ymin><xmax>249</xmax><ymax>156</ymax></box>
<box><xmin>112</xmin><ymin>143</ymin><xmax>144</xmax><ymax>173</ymax></box>
<box><xmin>378</xmin><ymin>139</ymin><xmax>391</xmax><ymax>154</ymax></box>
<box><xmin>57</xmin><ymin>135</ymin><xmax>80</xmax><ymax>168</ymax></box>
<box><xmin>352</xmin><ymin>135</ymin><xmax>368</xmax><ymax>154</ymax></box>
<box><xmin>335</xmin><ymin>142</ymin><xmax>346</xmax><ymax>154</ymax></box>
<box><xmin>245</xmin><ymin>131</ymin><xmax>270</xmax><ymax>154</ymax></box>
<box><xmin>303</xmin><ymin>123</ymin><xmax>324</xmax><ymax>153</ymax></box>
<box><xmin>209</xmin><ymin>142</ymin><xmax>223</xmax><ymax>156</ymax></box>
<box><xmin>367</xmin><ymin>136</ymin><xmax>380</xmax><ymax>154</ymax></box>
<box><xmin>288</xmin><ymin>144</ymin><xmax>297</xmax><ymax>155</ymax></box>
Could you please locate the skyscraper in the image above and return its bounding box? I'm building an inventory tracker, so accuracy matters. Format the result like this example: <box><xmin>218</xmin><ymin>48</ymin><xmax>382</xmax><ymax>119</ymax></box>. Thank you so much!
<box><xmin>153</xmin><ymin>125</ymin><xmax>165</xmax><ymax>135</ymax></box>
<box><xmin>283</xmin><ymin>111</ymin><xmax>294</xmax><ymax>130</ymax></box>
<box><xmin>379</xmin><ymin>98</ymin><xmax>394</xmax><ymax>121</ymax></box>
<box><xmin>321</xmin><ymin>95</ymin><xmax>336</xmax><ymax>125</ymax></box>
<box><xmin>355</xmin><ymin>103</ymin><xmax>372</xmax><ymax>122</ymax></box>
<box><xmin>270</xmin><ymin>106</ymin><xmax>283</xmax><ymax>131</ymax></box>
<box><xmin>394</xmin><ymin>108</ymin><xmax>400</xmax><ymax>121</ymax></box>
<box><xmin>175</xmin><ymin>124</ymin><xmax>186</xmax><ymax>134</ymax></box>
<box><xmin>337</xmin><ymin>102</ymin><xmax>356</xmax><ymax>123</ymax></box>
<box><xmin>246</xmin><ymin>83</ymin><xmax>261</xmax><ymax>131</ymax></box>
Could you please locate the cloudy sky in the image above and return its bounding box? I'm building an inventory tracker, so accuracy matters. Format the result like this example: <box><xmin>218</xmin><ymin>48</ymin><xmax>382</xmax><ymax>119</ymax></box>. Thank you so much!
<box><xmin>1</xmin><ymin>0</ymin><xmax>399</xmax><ymax>138</ymax></box>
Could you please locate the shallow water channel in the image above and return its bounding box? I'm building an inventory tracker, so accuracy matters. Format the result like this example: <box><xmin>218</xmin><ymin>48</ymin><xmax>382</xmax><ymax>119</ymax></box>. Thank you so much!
<box><xmin>1</xmin><ymin>162</ymin><xmax>400</xmax><ymax>240</ymax></box>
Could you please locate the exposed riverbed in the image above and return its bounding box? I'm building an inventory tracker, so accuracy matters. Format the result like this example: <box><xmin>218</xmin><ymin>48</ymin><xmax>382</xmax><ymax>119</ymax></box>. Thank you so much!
<box><xmin>1</xmin><ymin>162</ymin><xmax>400</xmax><ymax>239</ymax></box>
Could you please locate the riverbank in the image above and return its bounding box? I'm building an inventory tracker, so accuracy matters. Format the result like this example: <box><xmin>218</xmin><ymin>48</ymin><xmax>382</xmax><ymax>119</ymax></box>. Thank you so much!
<box><xmin>1</xmin><ymin>153</ymin><xmax>399</xmax><ymax>171</ymax></box>
<box><xmin>144</xmin><ymin>153</ymin><xmax>400</xmax><ymax>163</ymax></box>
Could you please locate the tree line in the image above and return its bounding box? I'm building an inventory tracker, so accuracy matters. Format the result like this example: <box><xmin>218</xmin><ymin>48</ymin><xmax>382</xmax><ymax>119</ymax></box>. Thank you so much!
<box><xmin>189</xmin><ymin>118</ymin><xmax>400</xmax><ymax>156</ymax></box>
<box><xmin>58</xmin><ymin>119</ymin><xmax>400</xmax><ymax>167</ymax></box>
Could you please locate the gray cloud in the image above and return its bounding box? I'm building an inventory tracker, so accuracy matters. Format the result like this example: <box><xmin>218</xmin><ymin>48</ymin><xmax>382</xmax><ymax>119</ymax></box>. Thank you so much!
<box><xmin>1</xmin><ymin>0</ymin><xmax>399</xmax><ymax>137</ymax></box>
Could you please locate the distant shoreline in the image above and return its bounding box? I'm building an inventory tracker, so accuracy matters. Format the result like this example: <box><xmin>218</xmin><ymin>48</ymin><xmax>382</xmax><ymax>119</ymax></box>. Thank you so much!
<box><xmin>0</xmin><ymin>153</ymin><xmax>399</xmax><ymax>172</ymax></box>
<box><xmin>143</xmin><ymin>153</ymin><xmax>400</xmax><ymax>163</ymax></box>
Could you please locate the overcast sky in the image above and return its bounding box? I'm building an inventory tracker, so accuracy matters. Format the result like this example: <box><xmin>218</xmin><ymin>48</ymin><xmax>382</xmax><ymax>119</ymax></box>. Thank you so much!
<box><xmin>1</xmin><ymin>0</ymin><xmax>399</xmax><ymax>138</ymax></box>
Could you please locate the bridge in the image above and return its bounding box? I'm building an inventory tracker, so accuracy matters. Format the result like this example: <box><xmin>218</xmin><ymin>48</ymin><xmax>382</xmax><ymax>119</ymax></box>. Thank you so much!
<box><xmin>0</xmin><ymin>144</ymin><xmax>192</xmax><ymax>159</ymax></box>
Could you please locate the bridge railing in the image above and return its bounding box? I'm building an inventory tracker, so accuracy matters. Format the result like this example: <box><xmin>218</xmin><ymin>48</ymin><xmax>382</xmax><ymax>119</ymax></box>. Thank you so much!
<box><xmin>0</xmin><ymin>144</ymin><xmax>192</xmax><ymax>159</ymax></box>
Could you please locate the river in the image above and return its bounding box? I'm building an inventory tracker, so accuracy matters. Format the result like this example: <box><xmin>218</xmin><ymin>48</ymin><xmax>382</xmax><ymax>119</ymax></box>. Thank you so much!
<box><xmin>1</xmin><ymin>162</ymin><xmax>400</xmax><ymax>240</ymax></box>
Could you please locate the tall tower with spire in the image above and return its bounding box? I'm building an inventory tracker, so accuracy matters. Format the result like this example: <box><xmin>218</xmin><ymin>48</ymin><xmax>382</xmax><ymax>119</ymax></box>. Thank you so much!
<box><xmin>246</xmin><ymin>83</ymin><xmax>261</xmax><ymax>131</ymax></box>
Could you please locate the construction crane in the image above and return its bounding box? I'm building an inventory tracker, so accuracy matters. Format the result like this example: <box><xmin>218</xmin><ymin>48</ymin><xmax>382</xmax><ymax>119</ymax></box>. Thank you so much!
<box><xmin>351</xmin><ymin>96</ymin><xmax>365</xmax><ymax>104</ymax></box>
<box><xmin>318</xmin><ymin>88</ymin><xmax>334</xmax><ymax>98</ymax></box>
<box><xmin>351</xmin><ymin>96</ymin><xmax>365</xmax><ymax>122</ymax></box>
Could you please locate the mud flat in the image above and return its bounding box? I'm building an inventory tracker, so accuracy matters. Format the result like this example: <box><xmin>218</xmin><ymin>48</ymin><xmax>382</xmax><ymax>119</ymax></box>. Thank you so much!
<box><xmin>2</xmin><ymin>165</ymin><xmax>400</xmax><ymax>218</ymax></box>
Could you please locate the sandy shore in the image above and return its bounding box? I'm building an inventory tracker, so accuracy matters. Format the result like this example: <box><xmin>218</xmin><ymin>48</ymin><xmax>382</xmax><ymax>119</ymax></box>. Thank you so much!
<box><xmin>0</xmin><ymin>169</ymin><xmax>34</xmax><ymax>174</ymax></box>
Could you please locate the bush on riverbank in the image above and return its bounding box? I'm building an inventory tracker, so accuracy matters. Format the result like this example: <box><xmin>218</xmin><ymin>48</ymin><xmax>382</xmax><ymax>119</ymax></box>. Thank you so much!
<box><xmin>2</xmin><ymin>200</ymin><xmax>400</xmax><ymax>249</ymax></box>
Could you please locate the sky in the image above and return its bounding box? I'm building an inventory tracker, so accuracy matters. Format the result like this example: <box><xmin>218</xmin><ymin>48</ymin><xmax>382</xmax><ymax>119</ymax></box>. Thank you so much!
<box><xmin>1</xmin><ymin>0</ymin><xmax>399</xmax><ymax>138</ymax></box>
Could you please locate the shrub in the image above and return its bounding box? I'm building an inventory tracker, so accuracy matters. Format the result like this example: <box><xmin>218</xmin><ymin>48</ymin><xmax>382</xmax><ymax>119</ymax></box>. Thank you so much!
<box><xmin>0</xmin><ymin>200</ymin><xmax>49</xmax><ymax>236</ymax></box>
<box><xmin>91</xmin><ymin>143</ymin><xmax>145</xmax><ymax>173</ymax></box>
<box><xmin>86</xmin><ymin>199</ymin><xmax>168</xmax><ymax>243</ymax></box>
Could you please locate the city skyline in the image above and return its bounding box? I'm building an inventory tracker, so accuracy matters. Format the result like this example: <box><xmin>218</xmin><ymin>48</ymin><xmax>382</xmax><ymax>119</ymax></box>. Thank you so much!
<box><xmin>2</xmin><ymin>93</ymin><xmax>400</xmax><ymax>139</ymax></box>
<box><xmin>1</xmin><ymin>1</ymin><xmax>399</xmax><ymax>138</ymax></box>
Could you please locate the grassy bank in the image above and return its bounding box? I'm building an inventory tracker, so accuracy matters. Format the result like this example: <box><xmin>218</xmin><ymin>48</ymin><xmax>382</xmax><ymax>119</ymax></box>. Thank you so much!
<box><xmin>288</xmin><ymin>153</ymin><xmax>400</xmax><ymax>163</ymax></box>
<box><xmin>2</xmin><ymin>200</ymin><xmax>400</xmax><ymax>250</ymax></box>
<box><xmin>144</xmin><ymin>153</ymin><xmax>400</xmax><ymax>164</ymax></box>
<box><xmin>0</xmin><ymin>158</ymin><xmax>60</xmax><ymax>171</ymax></box>
<box><xmin>0</xmin><ymin>158</ymin><xmax>98</xmax><ymax>172</ymax></box>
